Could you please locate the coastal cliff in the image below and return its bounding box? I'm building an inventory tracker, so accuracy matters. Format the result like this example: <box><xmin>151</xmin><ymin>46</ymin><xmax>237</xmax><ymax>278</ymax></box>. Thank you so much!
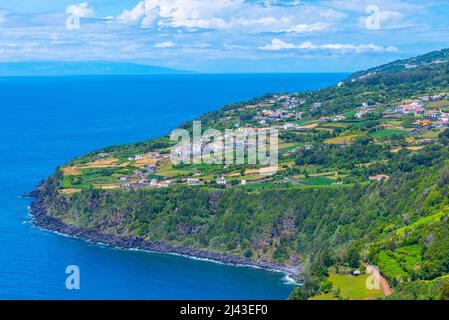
<box><xmin>30</xmin><ymin>189</ymin><xmax>301</xmax><ymax>277</ymax></box>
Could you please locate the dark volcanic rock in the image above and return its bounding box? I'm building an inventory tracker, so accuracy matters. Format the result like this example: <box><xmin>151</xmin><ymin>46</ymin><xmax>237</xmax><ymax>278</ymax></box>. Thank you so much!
<box><xmin>29</xmin><ymin>193</ymin><xmax>302</xmax><ymax>278</ymax></box>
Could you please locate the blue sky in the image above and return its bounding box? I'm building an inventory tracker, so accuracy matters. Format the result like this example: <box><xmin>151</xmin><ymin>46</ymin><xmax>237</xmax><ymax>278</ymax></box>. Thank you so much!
<box><xmin>0</xmin><ymin>0</ymin><xmax>448</xmax><ymax>73</ymax></box>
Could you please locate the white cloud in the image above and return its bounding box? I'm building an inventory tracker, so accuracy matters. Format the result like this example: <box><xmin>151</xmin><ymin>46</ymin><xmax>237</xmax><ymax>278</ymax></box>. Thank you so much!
<box><xmin>116</xmin><ymin>0</ymin><xmax>145</xmax><ymax>24</ymax></box>
<box><xmin>260</xmin><ymin>38</ymin><xmax>398</xmax><ymax>53</ymax></box>
<box><xmin>320</xmin><ymin>9</ymin><xmax>347</xmax><ymax>19</ymax></box>
<box><xmin>326</xmin><ymin>0</ymin><xmax>424</xmax><ymax>30</ymax></box>
<box><xmin>380</xmin><ymin>10</ymin><xmax>404</xmax><ymax>21</ymax></box>
<box><xmin>117</xmin><ymin>0</ymin><xmax>240</xmax><ymax>29</ymax></box>
<box><xmin>259</xmin><ymin>38</ymin><xmax>297</xmax><ymax>50</ymax></box>
<box><xmin>0</xmin><ymin>10</ymin><xmax>8</xmax><ymax>24</ymax></box>
<box><xmin>154</xmin><ymin>41</ymin><xmax>175</xmax><ymax>48</ymax></box>
<box><xmin>116</xmin><ymin>0</ymin><xmax>331</xmax><ymax>33</ymax></box>
<box><xmin>325</xmin><ymin>0</ymin><xmax>424</xmax><ymax>13</ymax></box>
<box><xmin>284</xmin><ymin>22</ymin><xmax>329</xmax><ymax>33</ymax></box>
<box><xmin>0</xmin><ymin>0</ymin><xmax>445</xmax><ymax>72</ymax></box>
<box><xmin>378</xmin><ymin>10</ymin><xmax>407</xmax><ymax>28</ymax></box>
<box><xmin>66</xmin><ymin>2</ymin><xmax>95</xmax><ymax>18</ymax></box>
<box><xmin>321</xmin><ymin>43</ymin><xmax>398</xmax><ymax>52</ymax></box>
<box><xmin>357</xmin><ymin>8</ymin><xmax>408</xmax><ymax>30</ymax></box>
<box><xmin>117</xmin><ymin>0</ymin><xmax>159</xmax><ymax>28</ymax></box>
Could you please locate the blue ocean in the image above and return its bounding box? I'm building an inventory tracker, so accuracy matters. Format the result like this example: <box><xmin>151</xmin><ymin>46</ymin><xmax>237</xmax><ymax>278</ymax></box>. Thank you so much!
<box><xmin>0</xmin><ymin>73</ymin><xmax>346</xmax><ymax>299</ymax></box>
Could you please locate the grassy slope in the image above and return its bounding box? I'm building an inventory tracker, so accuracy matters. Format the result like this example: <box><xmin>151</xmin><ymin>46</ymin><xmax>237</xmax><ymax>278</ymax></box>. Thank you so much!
<box><xmin>310</xmin><ymin>273</ymin><xmax>385</xmax><ymax>300</ymax></box>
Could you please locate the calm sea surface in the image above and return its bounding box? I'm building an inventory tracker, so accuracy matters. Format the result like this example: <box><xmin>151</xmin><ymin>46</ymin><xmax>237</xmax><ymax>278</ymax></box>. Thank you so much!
<box><xmin>0</xmin><ymin>73</ymin><xmax>346</xmax><ymax>299</ymax></box>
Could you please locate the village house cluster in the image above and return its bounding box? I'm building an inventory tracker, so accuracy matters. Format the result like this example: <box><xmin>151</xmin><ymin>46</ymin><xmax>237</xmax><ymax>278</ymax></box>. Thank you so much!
<box><xmin>343</xmin><ymin>94</ymin><xmax>449</xmax><ymax>129</ymax></box>
<box><xmin>80</xmin><ymin>87</ymin><xmax>449</xmax><ymax>193</ymax></box>
<box><xmin>355</xmin><ymin>103</ymin><xmax>379</xmax><ymax>118</ymax></box>
<box><xmin>120</xmin><ymin>152</ymin><xmax>173</xmax><ymax>189</ymax></box>
<box><xmin>119</xmin><ymin>148</ymin><xmax>249</xmax><ymax>190</ymax></box>
<box><xmin>255</xmin><ymin>95</ymin><xmax>303</xmax><ymax>125</ymax></box>
<box><xmin>386</xmin><ymin>96</ymin><xmax>449</xmax><ymax>128</ymax></box>
<box><xmin>186</xmin><ymin>177</ymin><xmax>247</xmax><ymax>187</ymax></box>
<box><xmin>319</xmin><ymin>115</ymin><xmax>347</xmax><ymax>123</ymax></box>
<box><xmin>171</xmin><ymin>126</ymin><xmax>276</xmax><ymax>164</ymax></box>
<box><xmin>223</xmin><ymin>94</ymin><xmax>303</xmax><ymax>126</ymax></box>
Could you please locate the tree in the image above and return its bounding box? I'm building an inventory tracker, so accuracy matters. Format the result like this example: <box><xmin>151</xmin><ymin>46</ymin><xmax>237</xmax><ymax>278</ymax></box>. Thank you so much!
<box><xmin>347</xmin><ymin>244</ymin><xmax>361</xmax><ymax>269</ymax></box>
<box><xmin>288</xmin><ymin>278</ymin><xmax>320</xmax><ymax>300</ymax></box>
<box><xmin>437</xmin><ymin>165</ymin><xmax>449</xmax><ymax>187</ymax></box>
<box><xmin>320</xmin><ymin>278</ymin><xmax>334</xmax><ymax>294</ymax></box>
<box><xmin>438</xmin><ymin>129</ymin><xmax>449</xmax><ymax>145</ymax></box>
<box><xmin>304</xmin><ymin>169</ymin><xmax>310</xmax><ymax>178</ymax></box>
<box><xmin>288</xmin><ymin>287</ymin><xmax>310</xmax><ymax>300</ymax></box>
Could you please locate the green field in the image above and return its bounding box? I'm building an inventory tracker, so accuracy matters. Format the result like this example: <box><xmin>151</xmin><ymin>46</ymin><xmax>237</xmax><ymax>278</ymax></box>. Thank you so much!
<box><xmin>300</xmin><ymin>176</ymin><xmax>335</xmax><ymax>186</ymax></box>
<box><xmin>372</xmin><ymin>129</ymin><xmax>406</xmax><ymax>138</ymax></box>
<box><xmin>331</xmin><ymin>273</ymin><xmax>384</xmax><ymax>300</ymax></box>
<box><xmin>309</xmin><ymin>293</ymin><xmax>338</xmax><ymax>300</ymax></box>
<box><xmin>395</xmin><ymin>244</ymin><xmax>423</xmax><ymax>271</ymax></box>
<box><xmin>426</xmin><ymin>99</ymin><xmax>449</xmax><ymax>109</ymax></box>
<box><xmin>396</xmin><ymin>207</ymin><xmax>448</xmax><ymax>237</ymax></box>
<box><xmin>376</xmin><ymin>251</ymin><xmax>409</xmax><ymax>282</ymax></box>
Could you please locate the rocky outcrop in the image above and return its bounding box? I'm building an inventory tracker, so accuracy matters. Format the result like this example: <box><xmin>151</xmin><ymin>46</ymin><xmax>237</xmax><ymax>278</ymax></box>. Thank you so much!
<box><xmin>208</xmin><ymin>190</ymin><xmax>223</xmax><ymax>215</ymax></box>
<box><xmin>30</xmin><ymin>195</ymin><xmax>302</xmax><ymax>278</ymax></box>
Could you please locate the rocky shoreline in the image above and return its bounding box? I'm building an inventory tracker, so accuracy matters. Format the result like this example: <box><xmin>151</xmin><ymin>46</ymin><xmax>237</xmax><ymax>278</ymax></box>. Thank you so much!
<box><xmin>29</xmin><ymin>195</ymin><xmax>302</xmax><ymax>279</ymax></box>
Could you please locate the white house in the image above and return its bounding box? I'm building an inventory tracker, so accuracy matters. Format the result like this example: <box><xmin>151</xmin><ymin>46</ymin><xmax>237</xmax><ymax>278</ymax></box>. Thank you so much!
<box><xmin>352</xmin><ymin>270</ymin><xmax>361</xmax><ymax>276</ymax></box>
<box><xmin>369</xmin><ymin>174</ymin><xmax>390</xmax><ymax>182</ymax></box>
<box><xmin>216</xmin><ymin>177</ymin><xmax>227</xmax><ymax>185</ymax></box>
<box><xmin>158</xmin><ymin>180</ymin><xmax>173</xmax><ymax>188</ymax></box>
<box><xmin>129</xmin><ymin>155</ymin><xmax>143</xmax><ymax>161</ymax></box>
<box><xmin>333</xmin><ymin>115</ymin><xmax>346</xmax><ymax>122</ymax></box>
<box><xmin>148</xmin><ymin>152</ymin><xmax>161</xmax><ymax>158</ymax></box>
<box><xmin>426</xmin><ymin>110</ymin><xmax>442</xmax><ymax>119</ymax></box>
<box><xmin>97</xmin><ymin>152</ymin><xmax>110</xmax><ymax>158</ymax></box>
<box><xmin>187</xmin><ymin>178</ymin><xmax>201</xmax><ymax>186</ymax></box>
<box><xmin>439</xmin><ymin>112</ymin><xmax>449</xmax><ymax>122</ymax></box>
<box><xmin>283</xmin><ymin>123</ymin><xmax>296</xmax><ymax>130</ymax></box>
